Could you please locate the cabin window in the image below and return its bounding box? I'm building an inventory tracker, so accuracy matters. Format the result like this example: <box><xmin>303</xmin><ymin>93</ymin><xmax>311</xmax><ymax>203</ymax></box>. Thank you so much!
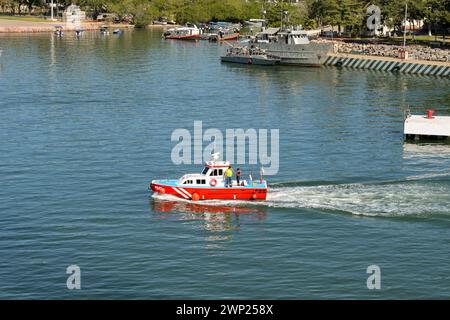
<box><xmin>196</xmin><ymin>179</ymin><xmax>206</xmax><ymax>185</ymax></box>
<box><xmin>218</xmin><ymin>169</ymin><xmax>223</xmax><ymax>176</ymax></box>
<box><xmin>183</xmin><ymin>180</ymin><xmax>193</xmax><ymax>184</ymax></box>
<box><xmin>202</xmin><ymin>167</ymin><xmax>209</xmax><ymax>175</ymax></box>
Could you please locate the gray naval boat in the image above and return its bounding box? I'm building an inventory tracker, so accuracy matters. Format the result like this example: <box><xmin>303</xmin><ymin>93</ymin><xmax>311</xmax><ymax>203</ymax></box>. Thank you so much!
<box><xmin>246</xmin><ymin>28</ymin><xmax>334</xmax><ymax>66</ymax></box>
<box><xmin>221</xmin><ymin>46</ymin><xmax>281</xmax><ymax>65</ymax></box>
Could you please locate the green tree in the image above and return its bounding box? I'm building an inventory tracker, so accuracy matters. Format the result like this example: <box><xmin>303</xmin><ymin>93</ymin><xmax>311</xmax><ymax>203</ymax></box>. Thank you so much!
<box><xmin>424</xmin><ymin>0</ymin><xmax>450</xmax><ymax>39</ymax></box>
<box><xmin>24</xmin><ymin>0</ymin><xmax>43</xmax><ymax>15</ymax></box>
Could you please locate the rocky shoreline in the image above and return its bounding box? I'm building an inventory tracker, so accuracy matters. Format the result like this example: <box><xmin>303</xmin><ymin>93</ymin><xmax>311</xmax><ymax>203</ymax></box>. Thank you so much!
<box><xmin>330</xmin><ymin>40</ymin><xmax>449</xmax><ymax>63</ymax></box>
<box><xmin>0</xmin><ymin>19</ymin><xmax>139</xmax><ymax>33</ymax></box>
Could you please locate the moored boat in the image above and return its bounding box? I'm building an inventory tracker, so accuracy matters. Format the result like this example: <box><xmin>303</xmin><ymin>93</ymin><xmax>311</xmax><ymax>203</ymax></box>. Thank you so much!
<box><xmin>54</xmin><ymin>26</ymin><xmax>64</xmax><ymax>37</ymax></box>
<box><xmin>150</xmin><ymin>153</ymin><xmax>268</xmax><ymax>201</ymax></box>
<box><xmin>220</xmin><ymin>46</ymin><xmax>280</xmax><ymax>65</ymax></box>
<box><xmin>249</xmin><ymin>28</ymin><xmax>334</xmax><ymax>66</ymax></box>
<box><xmin>209</xmin><ymin>31</ymin><xmax>240</xmax><ymax>42</ymax></box>
<box><xmin>163</xmin><ymin>24</ymin><xmax>201</xmax><ymax>40</ymax></box>
<box><xmin>100</xmin><ymin>26</ymin><xmax>110</xmax><ymax>35</ymax></box>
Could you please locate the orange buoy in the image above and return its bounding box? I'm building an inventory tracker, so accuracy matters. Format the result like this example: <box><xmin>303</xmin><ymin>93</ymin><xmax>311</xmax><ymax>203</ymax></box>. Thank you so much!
<box><xmin>252</xmin><ymin>193</ymin><xmax>257</xmax><ymax>200</ymax></box>
<box><xmin>192</xmin><ymin>193</ymin><xmax>200</xmax><ymax>201</ymax></box>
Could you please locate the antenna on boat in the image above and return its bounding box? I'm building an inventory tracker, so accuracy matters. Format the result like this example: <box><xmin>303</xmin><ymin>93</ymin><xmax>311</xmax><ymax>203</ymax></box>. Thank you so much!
<box><xmin>211</xmin><ymin>152</ymin><xmax>220</xmax><ymax>161</ymax></box>
<box><xmin>260</xmin><ymin>167</ymin><xmax>265</xmax><ymax>183</ymax></box>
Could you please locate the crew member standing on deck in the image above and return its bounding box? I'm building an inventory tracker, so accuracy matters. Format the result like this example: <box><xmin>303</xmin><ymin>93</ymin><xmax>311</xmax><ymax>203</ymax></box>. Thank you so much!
<box><xmin>236</xmin><ymin>168</ymin><xmax>241</xmax><ymax>186</ymax></box>
<box><xmin>224</xmin><ymin>165</ymin><xmax>233</xmax><ymax>188</ymax></box>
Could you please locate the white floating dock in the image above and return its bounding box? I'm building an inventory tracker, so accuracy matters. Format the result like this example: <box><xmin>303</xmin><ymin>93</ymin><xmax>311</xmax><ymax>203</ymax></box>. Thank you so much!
<box><xmin>404</xmin><ymin>114</ymin><xmax>450</xmax><ymax>139</ymax></box>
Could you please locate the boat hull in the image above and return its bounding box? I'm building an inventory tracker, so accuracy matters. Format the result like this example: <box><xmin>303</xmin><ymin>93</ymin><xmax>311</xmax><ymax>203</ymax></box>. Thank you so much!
<box><xmin>164</xmin><ymin>34</ymin><xmax>200</xmax><ymax>40</ymax></box>
<box><xmin>209</xmin><ymin>33</ymin><xmax>240</xmax><ymax>42</ymax></box>
<box><xmin>220</xmin><ymin>33</ymin><xmax>240</xmax><ymax>41</ymax></box>
<box><xmin>150</xmin><ymin>181</ymin><xmax>268</xmax><ymax>201</ymax></box>
<box><xmin>220</xmin><ymin>55</ymin><xmax>279</xmax><ymax>66</ymax></box>
<box><xmin>251</xmin><ymin>42</ymin><xmax>334</xmax><ymax>66</ymax></box>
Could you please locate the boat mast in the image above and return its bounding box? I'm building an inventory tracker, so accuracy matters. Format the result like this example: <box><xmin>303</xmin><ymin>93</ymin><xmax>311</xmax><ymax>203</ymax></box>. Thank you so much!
<box><xmin>403</xmin><ymin>1</ymin><xmax>408</xmax><ymax>51</ymax></box>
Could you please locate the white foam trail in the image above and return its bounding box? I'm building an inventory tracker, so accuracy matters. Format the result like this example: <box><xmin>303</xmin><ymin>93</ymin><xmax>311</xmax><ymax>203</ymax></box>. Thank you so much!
<box><xmin>151</xmin><ymin>181</ymin><xmax>450</xmax><ymax>217</ymax></box>
<box><xmin>405</xmin><ymin>171</ymin><xmax>450</xmax><ymax>181</ymax></box>
<box><xmin>267</xmin><ymin>182</ymin><xmax>450</xmax><ymax>217</ymax></box>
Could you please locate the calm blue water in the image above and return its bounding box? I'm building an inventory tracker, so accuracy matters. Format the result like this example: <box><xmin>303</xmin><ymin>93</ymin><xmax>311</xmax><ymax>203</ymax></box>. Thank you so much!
<box><xmin>0</xmin><ymin>29</ymin><xmax>449</xmax><ymax>299</ymax></box>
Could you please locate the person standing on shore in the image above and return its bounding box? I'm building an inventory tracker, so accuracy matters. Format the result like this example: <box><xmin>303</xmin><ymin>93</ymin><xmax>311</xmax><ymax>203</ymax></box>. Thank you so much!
<box><xmin>224</xmin><ymin>166</ymin><xmax>233</xmax><ymax>187</ymax></box>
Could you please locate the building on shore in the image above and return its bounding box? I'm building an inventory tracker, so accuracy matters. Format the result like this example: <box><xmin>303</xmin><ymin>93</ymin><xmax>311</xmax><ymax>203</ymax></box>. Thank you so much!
<box><xmin>63</xmin><ymin>4</ymin><xmax>85</xmax><ymax>28</ymax></box>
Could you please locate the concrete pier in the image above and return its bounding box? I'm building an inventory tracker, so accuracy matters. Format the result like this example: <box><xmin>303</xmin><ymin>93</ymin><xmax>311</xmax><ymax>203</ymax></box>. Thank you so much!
<box><xmin>404</xmin><ymin>113</ymin><xmax>450</xmax><ymax>140</ymax></box>
<box><xmin>324</xmin><ymin>53</ymin><xmax>450</xmax><ymax>77</ymax></box>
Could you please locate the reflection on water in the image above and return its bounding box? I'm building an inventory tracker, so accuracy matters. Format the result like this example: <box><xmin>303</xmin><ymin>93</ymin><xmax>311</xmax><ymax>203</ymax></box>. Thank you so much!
<box><xmin>403</xmin><ymin>141</ymin><xmax>450</xmax><ymax>156</ymax></box>
<box><xmin>1</xmin><ymin>29</ymin><xmax>450</xmax><ymax>298</ymax></box>
<box><xmin>150</xmin><ymin>195</ymin><xmax>267</xmax><ymax>247</ymax></box>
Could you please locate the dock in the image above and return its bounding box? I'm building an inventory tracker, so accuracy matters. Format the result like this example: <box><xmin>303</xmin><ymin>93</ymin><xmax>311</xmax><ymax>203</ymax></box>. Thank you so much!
<box><xmin>404</xmin><ymin>111</ymin><xmax>450</xmax><ymax>140</ymax></box>
<box><xmin>324</xmin><ymin>53</ymin><xmax>450</xmax><ymax>77</ymax></box>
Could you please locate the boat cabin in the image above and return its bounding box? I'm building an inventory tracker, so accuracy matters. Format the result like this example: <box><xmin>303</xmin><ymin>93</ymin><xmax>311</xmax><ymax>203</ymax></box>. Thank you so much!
<box><xmin>177</xmin><ymin>160</ymin><xmax>230</xmax><ymax>186</ymax></box>
<box><xmin>278</xmin><ymin>31</ymin><xmax>310</xmax><ymax>45</ymax></box>
<box><xmin>256</xmin><ymin>29</ymin><xmax>310</xmax><ymax>45</ymax></box>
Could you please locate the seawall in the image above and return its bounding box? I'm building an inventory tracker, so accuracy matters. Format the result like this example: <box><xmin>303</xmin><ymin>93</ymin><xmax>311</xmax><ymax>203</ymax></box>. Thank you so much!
<box><xmin>324</xmin><ymin>53</ymin><xmax>450</xmax><ymax>77</ymax></box>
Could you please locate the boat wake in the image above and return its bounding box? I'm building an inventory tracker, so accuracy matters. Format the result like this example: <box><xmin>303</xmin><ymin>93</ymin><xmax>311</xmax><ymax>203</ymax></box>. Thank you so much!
<box><xmin>151</xmin><ymin>173</ymin><xmax>450</xmax><ymax>217</ymax></box>
<box><xmin>267</xmin><ymin>180</ymin><xmax>449</xmax><ymax>217</ymax></box>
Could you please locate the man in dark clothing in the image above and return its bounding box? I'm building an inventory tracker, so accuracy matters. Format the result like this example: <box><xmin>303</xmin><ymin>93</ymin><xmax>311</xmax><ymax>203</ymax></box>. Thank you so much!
<box><xmin>236</xmin><ymin>168</ymin><xmax>241</xmax><ymax>186</ymax></box>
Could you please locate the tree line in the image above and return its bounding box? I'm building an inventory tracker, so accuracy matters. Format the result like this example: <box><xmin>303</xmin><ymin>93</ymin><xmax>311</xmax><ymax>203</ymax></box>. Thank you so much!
<box><xmin>1</xmin><ymin>0</ymin><xmax>449</xmax><ymax>36</ymax></box>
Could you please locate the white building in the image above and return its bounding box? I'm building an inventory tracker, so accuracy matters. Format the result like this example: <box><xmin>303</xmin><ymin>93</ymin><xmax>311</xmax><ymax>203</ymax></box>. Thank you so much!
<box><xmin>63</xmin><ymin>4</ymin><xmax>85</xmax><ymax>27</ymax></box>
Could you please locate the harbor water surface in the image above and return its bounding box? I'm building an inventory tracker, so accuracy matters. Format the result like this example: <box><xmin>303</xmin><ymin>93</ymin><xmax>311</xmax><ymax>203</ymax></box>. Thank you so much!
<box><xmin>0</xmin><ymin>30</ymin><xmax>449</xmax><ymax>299</ymax></box>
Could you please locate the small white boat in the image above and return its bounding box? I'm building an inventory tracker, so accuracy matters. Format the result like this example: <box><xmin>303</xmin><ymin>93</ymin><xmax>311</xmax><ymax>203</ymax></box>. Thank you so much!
<box><xmin>100</xmin><ymin>26</ymin><xmax>110</xmax><ymax>35</ymax></box>
<box><xmin>163</xmin><ymin>24</ymin><xmax>200</xmax><ymax>40</ymax></box>
<box><xmin>221</xmin><ymin>46</ymin><xmax>280</xmax><ymax>65</ymax></box>
<box><xmin>54</xmin><ymin>26</ymin><xmax>64</xmax><ymax>37</ymax></box>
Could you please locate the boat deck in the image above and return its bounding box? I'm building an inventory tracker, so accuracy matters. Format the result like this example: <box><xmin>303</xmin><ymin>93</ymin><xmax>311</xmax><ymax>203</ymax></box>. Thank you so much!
<box><xmin>152</xmin><ymin>179</ymin><xmax>267</xmax><ymax>189</ymax></box>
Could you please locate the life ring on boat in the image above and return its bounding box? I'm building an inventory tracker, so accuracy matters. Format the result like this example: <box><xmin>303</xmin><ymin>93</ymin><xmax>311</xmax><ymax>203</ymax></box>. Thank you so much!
<box><xmin>191</xmin><ymin>193</ymin><xmax>200</xmax><ymax>201</ymax></box>
<box><xmin>210</xmin><ymin>179</ymin><xmax>217</xmax><ymax>187</ymax></box>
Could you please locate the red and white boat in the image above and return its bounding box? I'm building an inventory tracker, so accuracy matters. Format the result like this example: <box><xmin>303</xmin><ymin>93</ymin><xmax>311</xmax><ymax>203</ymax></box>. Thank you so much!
<box><xmin>163</xmin><ymin>24</ymin><xmax>201</xmax><ymax>40</ymax></box>
<box><xmin>208</xmin><ymin>31</ymin><xmax>240</xmax><ymax>42</ymax></box>
<box><xmin>150</xmin><ymin>153</ymin><xmax>268</xmax><ymax>201</ymax></box>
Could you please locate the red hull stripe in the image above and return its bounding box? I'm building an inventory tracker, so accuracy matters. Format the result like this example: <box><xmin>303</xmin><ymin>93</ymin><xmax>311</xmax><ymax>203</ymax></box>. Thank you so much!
<box><xmin>173</xmin><ymin>187</ymin><xmax>190</xmax><ymax>199</ymax></box>
<box><xmin>176</xmin><ymin>187</ymin><xmax>192</xmax><ymax>198</ymax></box>
<box><xmin>151</xmin><ymin>183</ymin><xmax>267</xmax><ymax>200</ymax></box>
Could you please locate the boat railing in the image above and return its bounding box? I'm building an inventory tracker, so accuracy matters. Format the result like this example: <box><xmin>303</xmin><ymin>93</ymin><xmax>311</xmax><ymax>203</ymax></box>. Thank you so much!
<box><xmin>227</xmin><ymin>46</ymin><xmax>267</xmax><ymax>56</ymax></box>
